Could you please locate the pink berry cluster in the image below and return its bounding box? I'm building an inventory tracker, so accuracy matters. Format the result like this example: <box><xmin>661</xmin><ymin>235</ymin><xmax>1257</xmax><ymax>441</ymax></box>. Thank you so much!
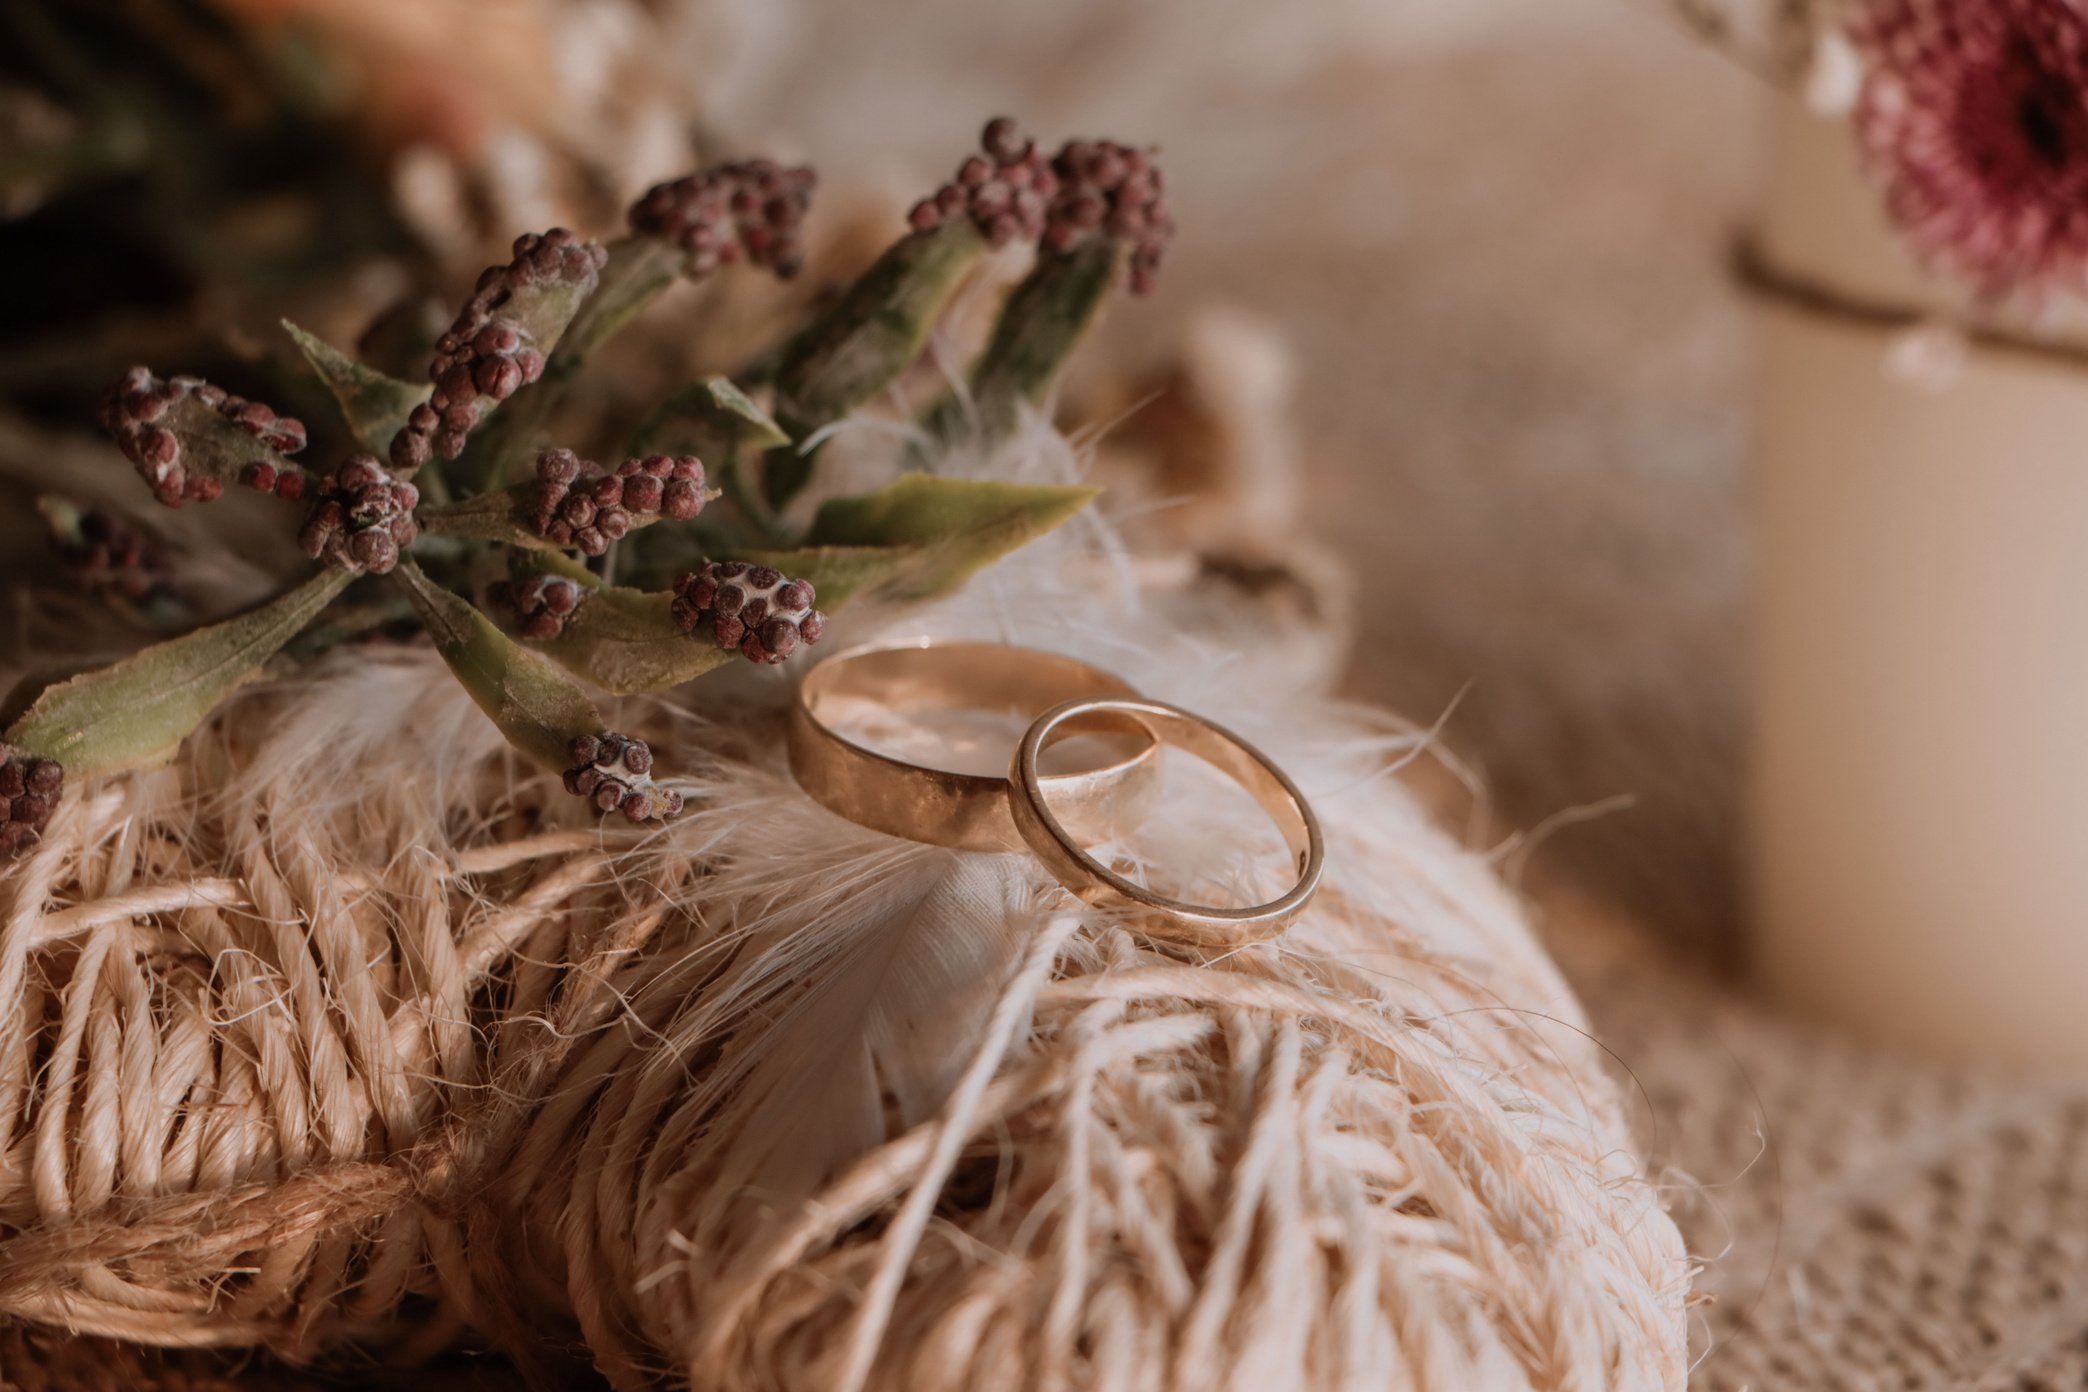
<box><xmin>490</xmin><ymin>572</ymin><xmax>585</xmax><ymax>640</ymax></box>
<box><xmin>905</xmin><ymin>119</ymin><xmax>1172</xmax><ymax>294</ymax></box>
<box><xmin>391</xmin><ymin>229</ymin><xmax>608</xmax><ymax>472</ymax></box>
<box><xmin>1042</xmin><ymin>138</ymin><xmax>1173</xmax><ymax>295</ymax></box>
<box><xmin>529</xmin><ymin>449</ymin><xmax>707</xmax><ymax>556</ymax></box>
<box><xmin>100</xmin><ymin>368</ymin><xmax>310</xmax><ymax>506</ymax></box>
<box><xmin>297</xmin><ymin>455</ymin><xmax>421</xmax><ymax>575</ymax></box>
<box><xmin>628</xmin><ymin>159</ymin><xmax>816</xmax><ymax>280</ymax></box>
<box><xmin>0</xmin><ymin>752</ymin><xmax>63</xmax><ymax>854</ymax></box>
<box><xmin>563</xmin><ymin>731</ymin><xmax>683</xmax><ymax>822</ymax></box>
<box><xmin>670</xmin><ymin>561</ymin><xmax>825</xmax><ymax>665</ymax></box>
<box><xmin>51</xmin><ymin>509</ymin><xmax>171</xmax><ymax>605</ymax></box>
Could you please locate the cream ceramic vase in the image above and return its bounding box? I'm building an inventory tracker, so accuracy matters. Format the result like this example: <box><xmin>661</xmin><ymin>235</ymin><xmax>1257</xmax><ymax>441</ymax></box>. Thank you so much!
<box><xmin>1751</xmin><ymin>96</ymin><xmax>2088</xmax><ymax>1069</ymax></box>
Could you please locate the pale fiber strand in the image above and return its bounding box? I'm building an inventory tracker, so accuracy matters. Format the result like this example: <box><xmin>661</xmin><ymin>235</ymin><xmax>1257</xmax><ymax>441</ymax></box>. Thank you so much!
<box><xmin>835</xmin><ymin>909</ymin><xmax>1085</xmax><ymax>1392</ymax></box>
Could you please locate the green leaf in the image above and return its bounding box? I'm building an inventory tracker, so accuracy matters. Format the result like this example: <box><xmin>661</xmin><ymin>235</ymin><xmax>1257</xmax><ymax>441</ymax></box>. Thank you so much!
<box><xmin>632</xmin><ymin>376</ymin><xmax>791</xmax><ymax>458</ymax></box>
<box><xmin>765</xmin><ymin>220</ymin><xmax>987</xmax><ymax>507</ymax></box>
<box><xmin>805</xmin><ymin>475</ymin><xmax>1097</xmax><ymax>599</ymax></box>
<box><xmin>282</xmin><ymin>319</ymin><xmax>431</xmax><ymax>457</ymax></box>
<box><xmin>550</xmin><ymin>236</ymin><xmax>690</xmax><ymax>382</ymax></box>
<box><xmin>395</xmin><ymin>559</ymin><xmax>601</xmax><ymax>770</ymax></box>
<box><xmin>2</xmin><ymin>663</ymin><xmax>98</xmax><ymax>729</ymax></box>
<box><xmin>4</xmin><ymin>569</ymin><xmax>352</xmax><ymax>776</ymax></box>
<box><xmin>921</xmin><ymin>239</ymin><xmax>1122</xmax><ymax>446</ymax></box>
<box><xmin>530</xmin><ymin>584</ymin><xmax>736</xmax><ymax>696</ymax></box>
<box><xmin>415</xmin><ymin>482</ymin><xmax>559</xmax><ymax>550</ymax></box>
<box><xmin>738</xmin><ymin>545</ymin><xmax>912</xmax><ymax>611</ymax></box>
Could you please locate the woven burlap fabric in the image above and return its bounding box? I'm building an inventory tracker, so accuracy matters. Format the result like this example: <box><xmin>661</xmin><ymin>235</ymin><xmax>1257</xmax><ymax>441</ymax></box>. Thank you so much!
<box><xmin>1542</xmin><ymin>895</ymin><xmax>2088</xmax><ymax>1392</ymax></box>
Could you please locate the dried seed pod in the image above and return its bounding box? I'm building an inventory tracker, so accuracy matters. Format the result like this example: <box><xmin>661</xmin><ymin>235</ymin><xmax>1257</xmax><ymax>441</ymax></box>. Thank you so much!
<box><xmin>902</xmin><ymin>120</ymin><xmax>1172</xmax><ymax>292</ymax></box>
<box><xmin>629</xmin><ymin>159</ymin><xmax>817</xmax><ymax>280</ymax></box>
<box><xmin>670</xmin><ymin>561</ymin><xmax>826</xmax><ymax>665</ymax></box>
<box><xmin>392</xmin><ymin>230</ymin><xmax>608</xmax><ymax>471</ymax></box>
<box><xmin>658</xmin><ymin>455</ymin><xmax>708</xmax><ymax>521</ymax></box>
<box><xmin>906</xmin><ymin>117</ymin><xmax>1059</xmax><ymax>249</ymax></box>
<box><xmin>489</xmin><ymin>572</ymin><xmax>587</xmax><ymax>641</ymax></box>
<box><xmin>298</xmin><ymin>455</ymin><xmax>420</xmax><ymax>575</ymax></box>
<box><xmin>98</xmin><ymin>367</ymin><xmax>310</xmax><ymax>506</ymax></box>
<box><xmin>528</xmin><ymin>450</ymin><xmax>704</xmax><ymax>554</ymax></box>
<box><xmin>1043</xmin><ymin>136</ymin><xmax>1174</xmax><ymax>294</ymax></box>
<box><xmin>561</xmin><ymin>731</ymin><xmax>682</xmax><ymax>822</ymax></box>
<box><xmin>0</xmin><ymin>749</ymin><xmax>64</xmax><ymax>856</ymax></box>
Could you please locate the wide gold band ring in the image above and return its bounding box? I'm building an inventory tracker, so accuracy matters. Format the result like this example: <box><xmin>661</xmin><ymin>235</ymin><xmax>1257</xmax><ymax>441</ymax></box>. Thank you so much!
<box><xmin>1008</xmin><ymin>697</ymin><xmax>1324</xmax><ymax>948</ymax></box>
<box><xmin>787</xmin><ymin>641</ymin><xmax>1161</xmax><ymax>852</ymax></box>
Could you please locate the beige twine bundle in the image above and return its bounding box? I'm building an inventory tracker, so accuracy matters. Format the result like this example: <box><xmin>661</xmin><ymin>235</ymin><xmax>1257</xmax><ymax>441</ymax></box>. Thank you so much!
<box><xmin>0</xmin><ymin>477</ymin><xmax>1689</xmax><ymax>1389</ymax></box>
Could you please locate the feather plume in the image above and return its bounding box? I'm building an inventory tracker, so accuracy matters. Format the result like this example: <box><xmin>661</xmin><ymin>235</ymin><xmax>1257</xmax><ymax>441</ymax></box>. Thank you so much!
<box><xmin>695</xmin><ymin>849</ymin><xmax>1039</xmax><ymax>1204</ymax></box>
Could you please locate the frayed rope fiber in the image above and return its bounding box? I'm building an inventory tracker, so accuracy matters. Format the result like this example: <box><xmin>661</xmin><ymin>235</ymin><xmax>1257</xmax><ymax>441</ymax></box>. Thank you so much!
<box><xmin>0</xmin><ymin>631</ymin><xmax>1689</xmax><ymax>1389</ymax></box>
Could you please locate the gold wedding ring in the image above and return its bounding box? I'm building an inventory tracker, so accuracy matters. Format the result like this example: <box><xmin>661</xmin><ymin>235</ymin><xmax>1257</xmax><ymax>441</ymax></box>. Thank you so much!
<box><xmin>1008</xmin><ymin>697</ymin><xmax>1324</xmax><ymax>948</ymax></box>
<box><xmin>788</xmin><ymin>641</ymin><xmax>1160</xmax><ymax>852</ymax></box>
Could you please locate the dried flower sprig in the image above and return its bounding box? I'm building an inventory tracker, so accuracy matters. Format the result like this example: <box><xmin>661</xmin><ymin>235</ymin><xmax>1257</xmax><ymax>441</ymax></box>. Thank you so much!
<box><xmin>392</xmin><ymin>228</ymin><xmax>610</xmax><ymax>472</ymax></box>
<box><xmin>914</xmin><ymin>124</ymin><xmax>1175</xmax><ymax>447</ymax></box>
<box><xmin>629</xmin><ymin>160</ymin><xmax>816</xmax><ymax>280</ymax></box>
<box><xmin>671</xmin><ymin>562</ymin><xmax>826</xmax><ymax>665</ymax></box>
<box><xmin>763</xmin><ymin>117</ymin><xmax>1172</xmax><ymax>503</ymax></box>
<box><xmin>563</xmin><ymin>731</ymin><xmax>683</xmax><ymax>822</ymax></box>
<box><xmin>908</xmin><ymin>117</ymin><xmax>1058</xmax><ymax>246</ymax></box>
<box><xmin>528</xmin><ymin>449</ymin><xmax>707</xmax><ymax>555</ymax></box>
<box><xmin>1044</xmin><ymin>137</ymin><xmax>1174</xmax><ymax>295</ymax></box>
<box><xmin>2</xmin><ymin>114</ymin><xmax>1155</xmax><ymax>852</ymax></box>
<box><xmin>298</xmin><ymin>457</ymin><xmax>421</xmax><ymax>575</ymax></box>
<box><xmin>457</xmin><ymin>164</ymin><xmax>818</xmax><ymax>488</ymax></box>
<box><xmin>100</xmin><ymin>368</ymin><xmax>311</xmax><ymax>506</ymax></box>
<box><xmin>906</xmin><ymin>121</ymin><xmax>1174</xmax><ymax>293</ymax></box>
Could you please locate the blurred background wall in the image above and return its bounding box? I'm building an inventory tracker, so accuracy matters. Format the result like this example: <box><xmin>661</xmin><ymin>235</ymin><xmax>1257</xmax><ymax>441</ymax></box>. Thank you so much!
<box><xmin>712</xmin><ymin>0</ymin><xmax>1761</xmax><ymax>955</ymax></box>
<box><xmin>753</xmin><ymin>0</ymin><xmax>1761</xmax><ymax>956</ymax></box>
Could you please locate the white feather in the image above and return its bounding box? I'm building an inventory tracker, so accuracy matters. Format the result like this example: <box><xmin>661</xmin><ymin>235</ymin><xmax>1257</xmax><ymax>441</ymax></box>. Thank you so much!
<box><xmin>696</xmin><ymin>850</ymin><xmax>1038</xmax><ymax>1202</ymax></box>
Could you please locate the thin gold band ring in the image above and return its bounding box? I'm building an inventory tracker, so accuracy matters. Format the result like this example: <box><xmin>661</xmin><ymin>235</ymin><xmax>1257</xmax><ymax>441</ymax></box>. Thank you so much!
<box><xmin>1008</xmin><ymin>696</ymin><xmax>1324</xmax><ymax>948</ymax></box>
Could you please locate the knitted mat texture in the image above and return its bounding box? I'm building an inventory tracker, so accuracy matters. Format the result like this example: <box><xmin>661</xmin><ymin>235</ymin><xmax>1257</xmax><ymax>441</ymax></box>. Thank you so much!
<box><xmin>1547</xmin><ymin>896</ymin><xmax>2088</xmax><ymax>1392</ymax></box>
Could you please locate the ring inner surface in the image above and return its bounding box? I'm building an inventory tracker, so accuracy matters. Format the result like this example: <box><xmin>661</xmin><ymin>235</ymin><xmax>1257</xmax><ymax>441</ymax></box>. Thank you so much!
<box><xmin>1024</xmin><ymin>700</ymin><xmax>1317</xmax><ymax>917</ymax></box>
<box><xmin>804</xmin><ymin>643</ymin><xmax>1151</xmax><ymax>778</ymax></box>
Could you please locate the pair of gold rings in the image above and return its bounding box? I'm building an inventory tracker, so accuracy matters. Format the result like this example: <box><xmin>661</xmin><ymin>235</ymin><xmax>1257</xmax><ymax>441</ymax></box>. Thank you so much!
<box><xmin>786</xmin><ymin>640</ymin><xmax>1323</xmax><ymax>947</ymax></box>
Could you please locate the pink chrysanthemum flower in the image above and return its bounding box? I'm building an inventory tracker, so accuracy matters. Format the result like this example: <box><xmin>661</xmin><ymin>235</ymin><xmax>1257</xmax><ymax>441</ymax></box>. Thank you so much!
<box><xmin>1850</xmin><ymin>0</ymin><xmax>2088</xmax><ymax>299</ymax></box>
